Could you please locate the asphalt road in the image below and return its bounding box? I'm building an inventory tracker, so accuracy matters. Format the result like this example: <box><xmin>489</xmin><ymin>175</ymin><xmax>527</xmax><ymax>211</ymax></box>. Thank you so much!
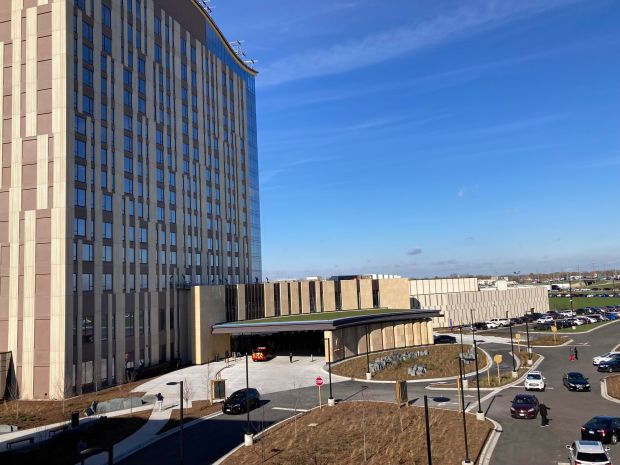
<box><xmin>119</xmin><ymin>322</ymin><xmax>620</xmax><ymax>465</ymax></box>
<box><xmin>486</xmin><ymin>321</ymin><xmax>620</xmax><ymax>465</ymax></box>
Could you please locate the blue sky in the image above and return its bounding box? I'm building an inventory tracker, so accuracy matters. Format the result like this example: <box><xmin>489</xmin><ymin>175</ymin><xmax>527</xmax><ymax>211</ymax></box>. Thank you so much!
<box><xmin>212</xmin><ymin>0</ymin><xmax>620</xmax><ymax>279</ymax></box>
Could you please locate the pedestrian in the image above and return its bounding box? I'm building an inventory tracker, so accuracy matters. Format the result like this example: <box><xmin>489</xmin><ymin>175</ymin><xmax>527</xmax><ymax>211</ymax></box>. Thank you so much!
<box><xmin>539</xmin><ymin>402</ymin><xmax>550</xmax><ymax>427</ymax></box>
<box><xmin>289</xmin><ymin>352</ymin><xmax>293</xmax><ymax>363</ymax></box>
<box><xmin>574</xmin><ymin>347</ymin><xmax>579</xmax><ymax>360</ymax></box>
<box><xmin>569</xmin><ymin>347</ymin><xmax>574</xmax><ymax>362</ymax></box>
<box><xmin>156</xmin><ymin>392</ymin><xmax>164</xmax><ymax>411</ymax></box>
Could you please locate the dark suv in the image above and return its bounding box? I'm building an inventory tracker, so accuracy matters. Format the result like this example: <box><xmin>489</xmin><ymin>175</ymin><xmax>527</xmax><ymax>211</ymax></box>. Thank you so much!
<box><xmin>581</xmin><ymin>416</ymin><xmax>620</xmax><ymax>444</ymax></box>
<box><xmin>222</xmin><ymin>388</ymin><xmax>261</xmax><ymax>415</ymax></box>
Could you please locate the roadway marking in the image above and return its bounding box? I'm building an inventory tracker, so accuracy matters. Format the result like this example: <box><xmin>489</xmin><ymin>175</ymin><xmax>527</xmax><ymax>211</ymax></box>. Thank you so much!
<box><xmin>509</xmin><ymin>385</ymin><xmax>554</xmax><ymax>389</ymax></box>
<box><xmin>272</xmin><ymin>407</ymin><xmax>309</xmax><ymax>412</ymax></box>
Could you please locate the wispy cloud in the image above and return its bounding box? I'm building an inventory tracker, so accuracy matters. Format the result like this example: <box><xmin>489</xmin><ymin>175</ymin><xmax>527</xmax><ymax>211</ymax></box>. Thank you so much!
<box><xmin>407</xmin><ymin>247</ymin><xmax>423</xmax><ymax>256</ymax></box>
<box><xmin>259</xmin><ymin>0</ymin><xmax>580</xmax><ymax>86</ymax></box>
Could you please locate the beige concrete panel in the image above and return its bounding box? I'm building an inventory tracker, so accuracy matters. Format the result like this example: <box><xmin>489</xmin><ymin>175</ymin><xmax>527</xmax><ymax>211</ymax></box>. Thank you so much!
<box><xmin>236</xmin><ymin>285</ymin><xmax>246</xmax><ymax>320</ymax></box>
<box><xmin>369</xmin><ymin>323</ymin><xmax>383</xmax><ymax>353</ymax></box>
<box><xmin>263</xmin><ymin>283</ymin><xmax>275</xmax><ymax>318</ymax></box>
<box><xmin>25</xmin><ymin>7</ymin><xmax>36</xmax><ymax>136</ymax></box>
<box><xmin>413</xmin><ymin>321</ymin><xmax>421</xmax><ymax>346</ymax></box>
<box><xmin>404</xmin><ymin>321</ymin><xmax>414</xmax><ymax>346</ymax></box>
<box><xmin>393</xmin><ymin>322</ymin><xmax>406</xmax><ymax>348</ymax></box>
<box><xmin>289</xmin><ymin>282</ymin><xmax>299</xmax><ymax>314</ymax></box>
<box><xmin>299</xmin><ymin>281</ymin><xmax>310</xmax><ymax>314</ymax></box>
<box><xmin>426</xmin><ymin>320</ymin><xmax>434</xmax><ymax>345</ymax></box>
<box><xmin>36</xmin><ymin>134</ymin><xmax>47</xmax><ymax>208</ymax></box>
<box><xmin>323</xmin><ymin>330</ymin><xmax>335</xmax><ymax>363</ymax></box>
<box><xmin>0</xmin><ymin>42</ymin><xmax>3</xmax><ymax>185</ymax></box>
<box><xmin>339</xmin><ymin>280</ymin><xmax>357</xmax><ymax>310</ymax></box>
<box><xmin>420</xmin><ymin>321</ymin><xmax>429</xmax><ymax>345</ymax></box>
<box><xmin>359</xmin><ymin>278</ymin><xmax>373</xmax><ymax>308</ymax></box>
<box><xmin>277</xmin><ymin>283</ymin><xmax>289</xmax><ymax>316</ymax></box>
<box><xmin>377</xmin><ymin>278</ymin><xmax>410</xmax><ymax>308</ymax></box>
<box><xmin>382</xmin><ymin>323</ymin><xmax>395</xmax><ymax>350</ymax></box>
<box><xmin>321</xmin><ymin>280</ymin><xmax>335</xmax><ymax>312</ymax></box>
<box><xmin>21</xmin><ymin>211</ymin><xmax>36</xmax><ymax>398</ymax></box>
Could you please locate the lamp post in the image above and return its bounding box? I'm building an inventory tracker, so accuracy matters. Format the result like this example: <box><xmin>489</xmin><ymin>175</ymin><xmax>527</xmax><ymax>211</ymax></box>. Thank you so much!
<box><xmin>506</xmin><ymin>311</ymin><xmax>517</xmax><ymax>377</ymax></box>
<box><xmin>568</xmin><ymin>274</ymin><xmax>574</xmax><ymax>315</ymax></box>
<box><xmin>365</xmin><ymin>325</ymin><xmax>371</xmax><ymax>380</ymax></box>
<box><xmin>424</xmin><ymin>395</ymin><xmax>433</xmax><ymax>465</ymax></box>
<box><xmin>166</xmin><ymin>381</ymin><xmax>184</xmax><ymax>465</ymax></box>
<box><xmin>324</xmin><ymin>337</ymin><xmax>335</xmax><ymax>406</ymax></box>
<box><xmin>470</xmin><ymin>309</ymin><xmax>484</xmax><ymax>420</ymax></box>
<box><xmin>526</xmin><ymin>308</ymin><xmax>533</xmax><ymax>365</ymax></box>
<box><xmin>244</xmin><ymin>353</ymin><xmax>253</xmax><ymax>445</ymax></box>
<box><xmin>457</xmin><ymin>357</ymin><xmax>472</xmax><ymax>464</ymax></box>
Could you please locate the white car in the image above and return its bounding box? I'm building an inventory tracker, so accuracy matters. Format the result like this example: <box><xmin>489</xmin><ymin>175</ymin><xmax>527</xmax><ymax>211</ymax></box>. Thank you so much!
<box><xmin>566</xmin><ymin>440</ymin><xmax>612</xmax><ymax>465</ymax></box>
<box><xmin>593</xmin><ymin>351</ymin><xmax>620</xmax><ymax>366</ymax></box>
<box><xmin>524</xmin><ymin>370</ymin><xmax>546</xmax><ymax>391</ymax></box>
<box><xmin>536</xmin><ymin>316</ymin><xmax>554</xmax><ymax>324</ymax></box>
<box><xmin>484</xmin><ymin>321</ymin><xmax>499</xmax><ymax>329</ymax></box>
<box><xmin>490</xmin><ymin>318</ymin><xmax>510</xmax><ymax>327</ymax></box>
<box><xmin>560</xmin><ymin>310</ymin><xmax>576</xmax><ymax>317</ymax></box>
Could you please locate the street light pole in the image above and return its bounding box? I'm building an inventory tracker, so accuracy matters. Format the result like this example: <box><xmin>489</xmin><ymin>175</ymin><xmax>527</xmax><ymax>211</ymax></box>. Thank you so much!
<box><xmin>507</xmin><ymin>311</ymin><xmax>517</xmax><ymax>376</ymax></box>
<box><xmin>526</xmin><ymin>308</ymin><xmax>533</xmax><ymax>364</ymax></box>
<box><xmin>244</xmin><ymin>353</ymin><xmax>253</xmax><ymax>445</ymax></box>
<box><xmin>324</xmin><ymin>337</ymin><xmax>334</xmax><ymax>406</ymax></box>
<box><xmin>458</xmin><ymin>357</ymin><xmax>472</xmax><ymax>464</ymax></box>
<box><xmin>166</xmin><ymin>381</ymin><xmax>185</xmax><ymax>465</ymax></box>
<box><xmin>365</xmin><ymin>325</ymin><xmax>371</xmax><ymax>380</ymax></box>
<box><xmin>470</xmin><ymin>309</ymin><xmax>483</xmax><ymax>420</ymax></box>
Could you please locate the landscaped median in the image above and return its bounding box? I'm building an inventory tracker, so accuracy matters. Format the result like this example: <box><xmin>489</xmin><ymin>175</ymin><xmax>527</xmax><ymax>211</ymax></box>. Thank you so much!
<box><xmin>604</xmin><ymin>375</ymin><xmax>620</xmax><ymax>401</ymax></box>
<box><xmin>471</xmin><ymin>352</ymin><xmax>541</xmax><ymax>389</ymax></box>
<box><xmin>331</xmin><ymin>344</ymin><xmax>488</xmax><ymax>381</ymax></box>
<box><xmin>219</xmin><ymin>401</ymin><xmax>493</xmax><ymax>465</ymax></box>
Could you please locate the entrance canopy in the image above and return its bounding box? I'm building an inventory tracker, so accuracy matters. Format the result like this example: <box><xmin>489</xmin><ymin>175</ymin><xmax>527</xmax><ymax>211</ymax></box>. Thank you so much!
<box><xmin>212</xmin><ymin>309</ymin><xmax>441</xmax><ymax>335</ymax></box>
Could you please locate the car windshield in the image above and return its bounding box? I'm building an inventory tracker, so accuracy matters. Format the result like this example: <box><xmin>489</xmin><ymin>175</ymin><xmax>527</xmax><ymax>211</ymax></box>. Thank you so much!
<box><xmin>576</xmin><ymin>452</ymin><xmax>608</xmax><ymax>462</ymax></box>
<box><xmin>514</xmin><ymin>397</ymin><xmax>533</xmax><ymax>404</ymax></box>
<box><xmin>527</xmin><ymin>374</ymin><xmax>541</xmax><ymax>380</ymax></box>
<box><xmin>569</xmin><ymin>373</ymin><xmax>584</xmax><ymax>380</ymax></box>
<box><xmin>229</xmin><ymin>391</ymin><xmax>247</xmax><ymax>400</ymax></box>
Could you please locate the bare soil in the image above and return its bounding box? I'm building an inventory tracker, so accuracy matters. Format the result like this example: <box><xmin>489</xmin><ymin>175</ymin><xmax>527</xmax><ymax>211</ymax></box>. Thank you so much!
<box><xmin>1</xmin><ymin>409</ymin><xmax>151</xmax><ymax>465</ymax></box>
<box><xmin>158</xmin><ymin>400</ymin><xmax>221</xmax><ymax>434</ymax></box>
<box><xmin>606</xmin><ymin>375</ymin><xmax>620</xmax><ymax>400</ymax></box>
<box><xmin>0</xmin><ymin>379</ymin><xmax>150</xmax><ymax>430</ymax></box>
<box><xmin>222</xmin><ymin>401</ymin><xmax>493</xmax><ymax>465</ymax></box>
<box><xmin>332</xmin><ymin>344</ymin><xmax>487</xmax><ymax>381</ymax></box>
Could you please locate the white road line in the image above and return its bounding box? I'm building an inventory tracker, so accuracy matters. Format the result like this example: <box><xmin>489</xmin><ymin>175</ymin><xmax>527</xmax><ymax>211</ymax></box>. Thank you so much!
<box><xmin>272</xmin><ymin>407</ymin><xmax>309</xmax><ymax>412</ymax></box>
<box><xmin>557</xmin><ymin>462</ymin><xmax>569</xmax><ymax>465</ymax></box>
<box><xmin>508</xmin><ymin>385</ymin><xmax>554</xmax><ymax>389</ymax></box>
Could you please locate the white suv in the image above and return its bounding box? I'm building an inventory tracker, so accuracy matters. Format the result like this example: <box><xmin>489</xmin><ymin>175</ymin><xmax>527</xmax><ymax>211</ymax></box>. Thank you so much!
<box><xmin>524</xmin><ymin>370</ymin><xmax>546</xmax><ymax>391</ymax></box>
<box><xmin>593</xmin><ymin>351</ymin><xmax>620</xmax><ymax>366</ymax></box>
<box><xmin>566</xmin><ymin>440</ymin><xmax>611</xmax><ymax>465</ymax></box>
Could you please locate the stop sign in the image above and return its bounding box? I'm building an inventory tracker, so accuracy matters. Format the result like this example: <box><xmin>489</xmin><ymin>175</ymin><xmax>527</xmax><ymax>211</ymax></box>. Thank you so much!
<box><xmin>315</xmin><ymin>376</ymin><xmax>324</xmax><ymax>386</ymax></box>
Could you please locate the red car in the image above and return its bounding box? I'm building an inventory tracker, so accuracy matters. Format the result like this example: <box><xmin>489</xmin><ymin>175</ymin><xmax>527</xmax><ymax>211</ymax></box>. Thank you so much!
<box><xmin>251</xmin><ymin>347</ymin><xmax>273</xmax><ymax>362</ymax></box>
<box><xmin>510</xmin><ymin>394</ymin><xmax>539</xmax><ymax>419</ymax></box>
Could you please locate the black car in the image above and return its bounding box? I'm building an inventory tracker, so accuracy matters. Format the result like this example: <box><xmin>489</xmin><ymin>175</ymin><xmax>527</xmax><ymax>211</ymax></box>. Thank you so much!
<box><xmin>563</xmin><ymin>372</ymin><xmax>591</xmax><ymax>391</ymax></box>
<box><xmin>598</xmin><ymin>357</ymin><xmax>620</xmax><ymax>373</ymax></box>
<box><xmin>434</xmin><ymin>335</ymin><xmax>457</xmax><ymax>344</ymax></box>
<box><xmin>581</xmin><ymin>416</ymin><xmax>620</xmax><ymax>444</ymax></box>
<box><xmin>222</xmin><ymin>388</ymin><xmax>261</xmax><ymax>414</ymax></box>
<box><xmin>510</xmin><ymin>394</ymin><xmax>539</xmax><ymax>419</ymax></box>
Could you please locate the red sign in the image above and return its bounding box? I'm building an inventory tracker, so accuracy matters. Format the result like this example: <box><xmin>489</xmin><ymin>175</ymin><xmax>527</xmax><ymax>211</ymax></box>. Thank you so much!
<box><xmin>315</xmin><ymin>376</ymin><xmax>324</xmax><ymax>386</ymax></box>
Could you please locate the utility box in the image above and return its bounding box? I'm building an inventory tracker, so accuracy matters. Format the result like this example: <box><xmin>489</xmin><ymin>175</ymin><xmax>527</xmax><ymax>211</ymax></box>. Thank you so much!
<box><xmin>210</xmin><ymin>379</ymin><xmax>226</xmax><ymax>402</ymax></box>
<box><xmin>395</xmin><ymin>380</ymin><xmax>408</xmax><ymax>406</ymax></box>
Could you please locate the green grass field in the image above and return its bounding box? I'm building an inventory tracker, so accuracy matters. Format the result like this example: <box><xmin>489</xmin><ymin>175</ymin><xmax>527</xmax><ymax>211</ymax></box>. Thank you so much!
<box><xmin>549</xmin><ymin>297</ymin><xmax>620</xmax><ymax>311</ymax></box>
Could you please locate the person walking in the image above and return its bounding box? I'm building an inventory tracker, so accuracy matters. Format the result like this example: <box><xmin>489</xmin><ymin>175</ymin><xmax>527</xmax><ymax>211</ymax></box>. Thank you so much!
<box><xmin>574</xmin><ymin>347</ymin><xmax>579</xmax><ymax>360</ymax></box>
<box><xmin>289</xmin><ymin>352</ymin><xmax>293</xmax><ymax>363</ymax></box>
<box><xmin>156</xmin><ymin>392</ymin><xmax>164</xmax><ymax>411</ymax></box>
<box><xmin>569</xmin><ymin>347</ymin><xmax>575</xmax><ymax>362</ymax></box>
<box><xmin>539</xmin><ymin>402</ymin><xmax>550</xmax><ymax>427</ymax></box>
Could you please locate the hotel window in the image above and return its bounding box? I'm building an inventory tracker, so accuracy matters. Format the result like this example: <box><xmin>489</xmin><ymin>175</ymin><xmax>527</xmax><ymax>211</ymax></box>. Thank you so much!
<box><xmin>140</xmin><ymin>227</ymin><xmax>147</xmax><ymax>243</ymax></box>
<box><xmin>140</xmin><ymin>274</ymin><xmax>148</xmax><ymax>289</ymax></box>
<box><xmin>102</xmin><ymin>194</ymin><xmax>112</xmax><ymax>211</ymax></box>
<box><xmin>74</xmin><ymin>164</ymin><xmax>86</xmax><ymax>182</ymax></box>
<box><xmin>74</xmin><ymin>188</ymin><xmax>86</xmax><ymax>207</ymax></box>
<box><xmin>102</xmin><ymin>222</ymin><xmax>112</xmax><ymax>239</ymax></box>
<box><xmin>82</xmin><ymin>243</ymin><xmax>94</xmax><ymax>261</ymax></box>
<box><xmin>102</xmin><ymin>4</ymin><xmax>111</xmax><ymax>27</ymax></box>
<box><xmin>83</xmin><ymin>95</ymin><xmax>94</xmax><ymax>114</ymax></box>
<box><xmin>74</xmin><ymin>218</ymin><xmax>86</xmax><ymax>236</ymax></box>
<box><xmin>125</xmin><ymin>311</ymin><xmax>134</xmax><ymax>337</ymax></box>
<box><xmin>102</xmin><ymin>245</ymin><xmax>112</xmax><ymax>262</ymax></box>
<box><xmin>103</xmin><ymin>34</ymin><xmax>112</xmax><ymax>53</ymax></box>
<box><xmin>82</xmin><ymin>273</ymin><xmax>94</xmax><ymax>291</ymax></box>
<box><xmin>102</xmin><ymin>273</ymin><xmax>112</xmax><ymax>291</ymax></box>
<box><xmin>82</xmin><ymin>20</ymin><xmax>93</xmax><ymax>42</ymax></box>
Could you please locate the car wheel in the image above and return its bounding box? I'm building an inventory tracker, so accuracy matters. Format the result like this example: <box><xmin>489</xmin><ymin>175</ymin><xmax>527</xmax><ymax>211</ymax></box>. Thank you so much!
<box><xmin>612</xmin><ymin>434</ymin><xmax>618</xmax><ymax>445</ymax></box>
<box><xmin>610</xmin><ymin>367</ymin><xmax>614</xmax><ymax>373</ymax></box>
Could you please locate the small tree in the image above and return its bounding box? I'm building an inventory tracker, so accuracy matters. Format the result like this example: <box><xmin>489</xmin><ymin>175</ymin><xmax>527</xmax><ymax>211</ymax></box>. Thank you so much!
<box><xmin>6</xmin><ymin>381</ymin><xmax>19</xmax><ymax>421</ymax></box>
<box><xmin>182</xmin><ymin>378</ymin><xmax>193</xmax><ymax>412</ymax></box>
<box><xmin>201</xmin><ymin>362</ymin><xmax>211</xmax><ymax>404</ymax></box>
<box><xmin>126</xmin><ymin>369</ymin><xmax>139</xmax><ymax>414</ymax></box>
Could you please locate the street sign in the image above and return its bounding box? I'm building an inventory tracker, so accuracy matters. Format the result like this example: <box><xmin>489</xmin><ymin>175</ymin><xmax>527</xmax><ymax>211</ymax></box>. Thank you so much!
<box><xmin>550</xmin><ymin>325</ymin><xmax>558</xmax><ymax>333</ymax></box>
<box><xmin>315</xmin><ymin>376</ymin><xmax>324</xmax><ymax>386</ymax></box>
<box><xmin>515</xmin><ymin>333</ymin><xmax>522</xmax><ymax>340</ymax></box>
<box><xmin>493</xmin><ymin>354</ymin><xmax>503</xmax><ymax>364</ymax></box>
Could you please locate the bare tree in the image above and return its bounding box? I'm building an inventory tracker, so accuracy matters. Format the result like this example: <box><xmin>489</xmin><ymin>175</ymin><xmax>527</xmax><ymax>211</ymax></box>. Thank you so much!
<box><xmin>54</xmin><ymin>377</ymin><xmax>74</xmax><ymax>416</ymax></box>
<box><xmin>6</xmin><ymin>381</ymin><xmax>19</xmax><ymax>421</ymax></box>
<box><xmin>182</xmin><ymin>378</ymin><xmax>193</xmax><ymax>412</ymax></box>
<box><xmin>201</xmin><ymin>362</ymin><xmax>211</xmax><ymax>404</ymax></box>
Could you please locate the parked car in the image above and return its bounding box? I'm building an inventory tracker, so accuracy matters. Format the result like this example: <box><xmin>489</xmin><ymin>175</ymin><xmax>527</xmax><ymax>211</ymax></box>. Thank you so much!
<box><xmin>536</xmin><ymin>316</ymin><xmax>554</xmax><ymax>324</ymax></box>
<box><xmin>598</xmin><ymin>357</ymin><xmax>620</xmax><ymax>373</ymax></box>
<box><xmin>222</xmin><ymin>388</ymin><xmax>261</xmax><ymax>414</ymax></box>
<box><xmin>510</xmin><ymin>317</ymin><xmax>525</xmax><ymax>325</ymax></box>
<box><xmin>510</xmin><ymin>394</ymin><xmax>539</xmax><ymax>419</ymax></box>
<box><xmin>484</xmin><ymin>321</ymin><xmax>499</xmax><ymax>329</ymax></box>
<box><xmin>566</xmin><ymin>440</ymin><xmax>612</xmax><ymax>465</ymax></box>
<box><xmin>251</xmin><ymin>346</ymin><xmax>273</xmax><ymax>362</ymax></box>
<box><xmin>524</xmin><ymin>370</ymin><xmax>546</xmax><ymax>391</ymax></box>
<box><xmin>581</xmin><ymin>416</ymin><xmax>620</xmax><ymax>444</ymax></box>
<box><xmin>593</xmin><ymin>352</ymin><xmax>620</xmax><ymax>366</ymax></box>
<box><xmin>563</xmin><ymin>372</ymin><xmax>591</xmax><ymax>391</ymax></box>
<box><xmin>534</xmin><ymin>322</ymin><xmax>553</xmax><ymax>331</ymax></box>
<box><xmin>434</xmin><ymin>335</ymin><xmax>457</xmax><ymax>344</ymax></box>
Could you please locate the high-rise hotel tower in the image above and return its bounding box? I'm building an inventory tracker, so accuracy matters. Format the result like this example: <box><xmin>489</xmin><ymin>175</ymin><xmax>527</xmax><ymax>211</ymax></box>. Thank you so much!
<box><xmin>0</xmin><ymin>0</ymin><xmax>261</xmax><ymax>399</ymax></box>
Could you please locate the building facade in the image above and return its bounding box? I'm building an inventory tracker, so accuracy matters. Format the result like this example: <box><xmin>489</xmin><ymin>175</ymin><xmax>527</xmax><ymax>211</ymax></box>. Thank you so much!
<box><xmin>0</xmin><ymin>0</ymin><xmax>261</xmax><ymax>399</ymax></box>
<box><xmin>410</xmin><ymin>278</ymin><xmax>549</xmax><ymax>327</ymax></box>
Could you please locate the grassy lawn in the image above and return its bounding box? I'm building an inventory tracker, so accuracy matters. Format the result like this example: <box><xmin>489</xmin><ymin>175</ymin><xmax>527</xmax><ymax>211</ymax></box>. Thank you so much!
<box><xmin>472</xmin><ymin>352</ymin><xmax>540</xmax><ymax>388</ymax></box>
<box><xmin>0</xmin><ymin>379</ymin><xmax>150</xmax><ymax>430</ymax></box>
<box><xmin>222</xmin><ymin>401</ymin><xmax>493</xmax><ymax>465</ymax></box>
<box><xmin>549</xmin><ymin>297</ymin><xmax>620</xmax><ymax>310</ymax></box>
<box><xmin>1</xmin><ymin>409</ymin><xmax>151</xmax><ymax>465</ymax></box>
<box><xmin>158</xmin><ymin>400</ymin><xmax>220</xmax><ymax>434</ymax></box>
<box><xmin>332</xmin><ymin>344</ymin><xmax>487</xmax><ymax>381</ymax></box>
<box><xmin>222</xmin><ymin>308</ymin><xmax>415</xmax><ymax>325</ymax></box>
<box><xmin>529</xmin><ymin>334</ymin><xmax>570</xmax><ymax>345</ymax></box>
<box><xmin>606</xmin><ymin>375</ymin><xmax>620</xmax><ymax>400</ymax></box>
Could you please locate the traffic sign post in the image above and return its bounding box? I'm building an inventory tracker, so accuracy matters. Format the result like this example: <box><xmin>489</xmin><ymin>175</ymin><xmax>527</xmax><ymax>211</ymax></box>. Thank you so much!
<box><xmin>551</xmin><ymin>325</ymin><xmax>558</xmax><ymax>343</ymax></box>
<box><xmin>515</xmin><ymin>333</ymin><xmax>521</xmax><ymax>353</ymax></box>
<box><xmin>493</xmin><ymin>354</ymin><xmax>503</xmax><ymax>386</ymax></box>
<box><xmin>316</xmin><ymin>376</ymin><xmax>324</xmax><ymax>409</ymax></box>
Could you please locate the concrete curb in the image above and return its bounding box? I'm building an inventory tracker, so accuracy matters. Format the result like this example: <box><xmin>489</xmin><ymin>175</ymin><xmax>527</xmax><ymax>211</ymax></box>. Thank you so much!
<box><xmin>600</xmin><ymin>377</ymin><xmax>620</xmax><ymax>405</ymax></box>
<box><xmin>477</xmin><ymin>416</ymin><xmax>503</xmax><ymax>465</ymax></box>
<box><xmin>324</xmin><ymin>346</ymin><xmax>493</xmax><ymax>385</ymax></box>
